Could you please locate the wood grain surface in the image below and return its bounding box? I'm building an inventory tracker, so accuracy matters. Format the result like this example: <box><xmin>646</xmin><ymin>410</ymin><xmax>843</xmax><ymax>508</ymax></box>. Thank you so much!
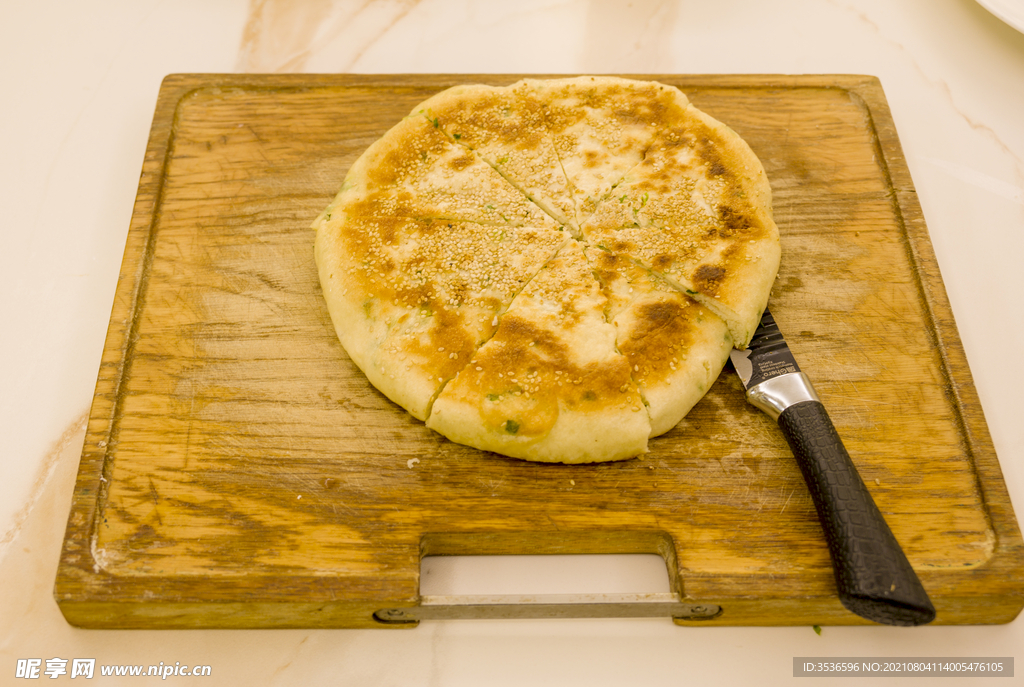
<box><xmin>54</xmin><ymin>74</ymin><xmax>1023</xmax><ymax>628</ymax></box>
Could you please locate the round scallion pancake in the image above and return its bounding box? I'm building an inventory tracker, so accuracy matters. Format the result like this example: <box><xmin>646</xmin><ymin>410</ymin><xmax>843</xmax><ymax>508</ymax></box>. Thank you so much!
<box><xmin>314</xmin><ymin>76</ymin><xmax>780</xmax><ymax>463</ymax></box>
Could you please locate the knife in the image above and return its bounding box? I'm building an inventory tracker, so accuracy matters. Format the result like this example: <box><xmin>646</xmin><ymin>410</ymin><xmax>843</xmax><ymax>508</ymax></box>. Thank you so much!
<box><xmin>729</xmin><ymin>308</ymin><xmax>936</xmax><ymax>626</ymax></box>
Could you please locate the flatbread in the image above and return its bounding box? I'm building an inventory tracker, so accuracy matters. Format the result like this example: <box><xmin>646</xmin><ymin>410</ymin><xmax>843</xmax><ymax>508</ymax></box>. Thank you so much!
<box><xmin>586</xmin><ymin>247</ymin><xmax>733</xmax><ymax>437</ymax></box>
<box><xmin>428</xmin><ymin>240</ymin><xmax>649</xmax><ymax>463</ymax></box>
<box><xmin>524</xmin><ymin>77</ymin><xmax>687</xmax><ymax>227</ymax></box>
<box><xmin>314</xmin><ymin>213</ymin><xmax>565</xmax><ymax>420</ymax></box>
<box><xmin>314</xmin><ymin>76</ymin><xmax>780</xmax><ymax>462</ymax></box>
<box><xmin>415</xmin><ymin>83</ymin><xmax>580</xmax><ymax>233</ymax></box>
<box><xmin>580</xmin><ymin>102</ymin><xmax>780</xmax><ymax>346</ymax></box>
<box><xmin>322</xmin><ymin>113</ymin><xmax>559</xmax><ymax>230</ymax></box>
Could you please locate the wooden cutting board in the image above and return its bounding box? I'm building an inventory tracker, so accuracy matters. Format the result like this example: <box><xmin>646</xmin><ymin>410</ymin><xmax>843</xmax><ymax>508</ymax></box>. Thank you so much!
<box><xmin>55</xmin><ymin>74</ymin><xmax>1023</xmax><ymax>628</ymax></box>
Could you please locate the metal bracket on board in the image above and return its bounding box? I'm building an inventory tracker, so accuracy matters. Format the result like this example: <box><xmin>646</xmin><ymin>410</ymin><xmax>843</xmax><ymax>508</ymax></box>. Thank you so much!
<box><xmin>374</xmin><ymin>593</ymin><xmax>722</xmax><ymax>623</ymax></box>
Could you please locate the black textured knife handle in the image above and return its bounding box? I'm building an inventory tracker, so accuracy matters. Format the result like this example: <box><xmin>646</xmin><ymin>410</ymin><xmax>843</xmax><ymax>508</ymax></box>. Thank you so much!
<box><xmin>777</xmin><ymin>400</ymin><xmax>936</xmax><ymax>626</ymax></box>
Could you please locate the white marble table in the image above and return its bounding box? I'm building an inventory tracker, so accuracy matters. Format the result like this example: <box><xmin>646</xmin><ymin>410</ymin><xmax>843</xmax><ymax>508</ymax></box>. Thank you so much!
<box><xmin>2</xmin><ymin>1</ymin><xmax>1022</xmax><ymax>684</ymax></box>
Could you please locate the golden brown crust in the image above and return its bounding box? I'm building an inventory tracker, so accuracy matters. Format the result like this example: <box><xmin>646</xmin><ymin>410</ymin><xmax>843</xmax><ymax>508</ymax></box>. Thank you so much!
<box><xmin>587</xmin><ymin>247</ymin><xmax>733</xmax><ymax>436</ymax></box>
<box><xmin>326</xmin><ymin>114</ymin><xmax>558</xmax><ymax>229</ymax></box>
<box><xmin>314</xmin><ymin>211</ymin><xmax>565</xmax><ymax>419</ymax></box>
<box><xmin>580</xmin><ymin>101</ymin><xmax>780</xmax><ymax>346</ymax></box>
<box><xmin>315</xmin><ymin>76</ymin><xmax>780</xmax><ymax>461</ymax></box>
<box><xmin>523</xmin><ymin>76</ymin><xmax>689</xmax><ymax>226</ymax></box>
<box><xmin>428</xmin><ymin>240</ymin><xmax>650</xmax><ymax>462</ymax></box>
<box><xmin>414</xmin><ymin>83</ymin><xmax>580</xmax><ymax>232</ymax></box>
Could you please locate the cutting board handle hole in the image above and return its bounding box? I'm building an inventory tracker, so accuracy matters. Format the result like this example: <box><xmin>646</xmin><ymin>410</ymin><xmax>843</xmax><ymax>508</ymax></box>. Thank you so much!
<box><xmin>420</xmin><ymin>553</ymin><xmax>673</xmax><ymax>596</ymax></box>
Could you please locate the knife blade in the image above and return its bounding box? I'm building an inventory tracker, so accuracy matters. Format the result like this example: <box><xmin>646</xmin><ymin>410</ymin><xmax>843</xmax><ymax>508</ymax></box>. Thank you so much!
<box><xmin>729</xmin><ymin>308</ymin><xmax>936</xmax><ymax>626</ymax></box>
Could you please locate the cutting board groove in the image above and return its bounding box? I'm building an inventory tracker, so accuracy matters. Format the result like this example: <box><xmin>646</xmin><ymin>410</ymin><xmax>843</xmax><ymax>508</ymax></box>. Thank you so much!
<box><xmin>55</xmin><ymin>74</ymin><xmax>1023</xmax><ymax>628</ymax></box>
